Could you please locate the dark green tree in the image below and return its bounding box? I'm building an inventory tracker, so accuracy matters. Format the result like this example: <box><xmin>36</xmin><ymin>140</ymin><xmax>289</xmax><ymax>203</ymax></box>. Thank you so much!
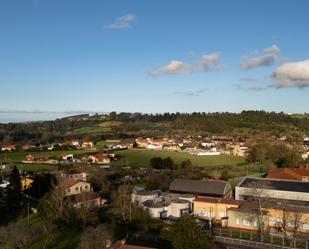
<box><xmin>6</xmin><ymin>165</ymin><xmax>22</xmax><ymax>213</ymax></box>
<box><xmin>160</xmin><ymin>215</ymin><xmax>212</xmax><ymax>249</ymax></box>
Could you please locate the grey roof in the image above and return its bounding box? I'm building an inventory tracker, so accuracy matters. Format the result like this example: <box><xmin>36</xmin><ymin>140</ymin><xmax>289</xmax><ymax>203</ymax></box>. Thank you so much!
<box><xmin>169</xmin><ymin>179</ymin><xmax>230</xmax><ymax>197</ymax></box>
<box><xmin>239</xmin><ymin>177</ymin><xmax>309</xmax><ymax>193</ymax></box>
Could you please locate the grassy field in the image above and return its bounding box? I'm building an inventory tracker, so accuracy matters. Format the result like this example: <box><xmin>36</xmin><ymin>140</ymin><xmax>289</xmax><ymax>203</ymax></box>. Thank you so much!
<box><xmin>4</xmin><ymin>163</ymin><xmax>58</xmax><ymax>173</ymax></box>
<box><xmin>1</xmin><ymin>148</ymin><xmax>269</xmax><ymax>177</ymax></box>
<box><xmin>111</xmin><ymin>149</ymin><xmax>269</xmax><ymax>178</ymax></box>
<box><xmin>112</xmin><ymin>149</ymin><xmax>246</xmax><ymax>167</ymax></box>
<box><xmin>0</xmin><ymin>149</ymin><xmax>93</xmax><ymax>162</ymax></box>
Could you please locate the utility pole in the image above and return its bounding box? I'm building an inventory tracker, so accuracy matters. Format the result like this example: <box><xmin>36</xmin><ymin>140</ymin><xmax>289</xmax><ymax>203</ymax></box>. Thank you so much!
<box><xmin>27</xmin><ymin>201</ymin><xmax>30</xmax><ymax>224</ymax></box>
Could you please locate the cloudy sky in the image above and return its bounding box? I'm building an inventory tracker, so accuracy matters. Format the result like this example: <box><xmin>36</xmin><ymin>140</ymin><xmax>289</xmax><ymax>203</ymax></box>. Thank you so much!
<box><xmin>0</xmin><ymin>0</ymin><xmax>308</xmax><ymax>113</ymax></box>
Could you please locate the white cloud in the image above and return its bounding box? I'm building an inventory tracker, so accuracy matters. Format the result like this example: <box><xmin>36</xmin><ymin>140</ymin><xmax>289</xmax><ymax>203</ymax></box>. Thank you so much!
<box><xmin>104</xmin><ymin>14</ymin><xmax>136</xmax><ymax>29</ymax></box>
<box><xmin>150</xmin><ymin>53</ymin><xmax>221</xmax><ymax>77</ymax></box>
<box><xmin>240</xmin><ymin>45</ymin><xmax>280</xmax><ymax>70</ymax></box>
<box><xmin>270</xmin><ymin>60</ymin><xmax>309</xmax><ymax>88</ymax></box>
<box><xmin>172</xmin><ymin>88</ymin><xmax>208</xmax><ymax>96</ymax></box>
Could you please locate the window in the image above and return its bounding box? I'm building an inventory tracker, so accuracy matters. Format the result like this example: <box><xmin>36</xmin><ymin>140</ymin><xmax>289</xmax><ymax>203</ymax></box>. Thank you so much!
<box><xmin>67</xmin><ymin>189</ymin><xmax>71</xmax><ymax>193</ymax></box>
<box><xmin>236</xmin><ymin>218</ymin><xmax>240</xmax><ymax>225</ymax></box>
<box><xmin>160</xmin><ymin>211</ymin><xmax>168</xmax><ymax>219</ymax></box>
<box><xmin>219</xmin><ymin>211</ymin><xmax>226</xmax><ymax>218</ymax></box>
<box><xmin>201</xmin><ymin>211</ymin><xmax>209</xmax><ymax>217</ymax></box>
<box><xmin>181</xmin><ymin>209</ymin><xmax>189</xmax><ymax>216</ymax></box>
<box><xmin>243</xmin><ymin>219</ymin><xmax>251</xmax><ymax>226</ymax></box>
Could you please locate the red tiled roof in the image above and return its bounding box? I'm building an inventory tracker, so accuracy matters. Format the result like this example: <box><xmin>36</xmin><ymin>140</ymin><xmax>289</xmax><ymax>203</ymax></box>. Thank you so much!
<box><xmin>110</xmin><ymin>241</ymin><xmax>157</xmax><ymax>249</ymax></box>
<box><xmin>63</xmin><ymin>167</ymin><xmax>87</xmax><ymax>174</ymax></box>
<box><xmin>66</xmin><ymin>191</ymin><xmax>99</xmax><ymax>202</ymax></box>
<box><xmin>58</xmin><ymin>178</ymin><xmax>79</xmax><ymax>188</ymax></box>
<box><xmin>267</xmin><ymin>166</ymin><xmax>309</xmax><ymax>180</ymax></box>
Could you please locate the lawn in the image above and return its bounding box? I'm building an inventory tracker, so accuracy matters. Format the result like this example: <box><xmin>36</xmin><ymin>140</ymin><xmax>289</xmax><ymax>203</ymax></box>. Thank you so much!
<box><xmin>4</xmin><ymin>163</ymin><xmax>58</xmax><ymax>173</ymax></box>
<box><xmin>111</xmin><ymin>149</ymin><xmax>268</xmax><ymax>177</ymax></box>
<box><xmin>112</xmin><ymin>149</ymin><xmax>246</xmax><ymax>168</ymax></box>
<box><xmin>29</xmin><ymin>228</ymin><xmax>82</xmax><ymax>249</ymax></box>
<box><xmin>0</xmin><ymin>149</ymin><xmax>93</xmax><ymax>162</ymax></box>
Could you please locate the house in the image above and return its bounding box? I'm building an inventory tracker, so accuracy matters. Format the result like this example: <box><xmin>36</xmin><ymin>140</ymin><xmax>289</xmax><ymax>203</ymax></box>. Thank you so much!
<box><xmin>302</xmin><ymin>151</ymin><xmax>309</xmax><ymax>160</ymax></box>
<box><xmin>169</xmin><ymin>179</ymin><xmax>232</xmax><ymax>198</ymax></box>
<box><xmin>71</xmin><ymin>141</ymin><xmax>80</xmax><ymax>147</ymax></box>
<box><xmin>21</xmin><ymin>177</ymin><xmax>33</xmax><ymax>190</ymax></box>
<box><xmin>60</xmin><ymin>153</ymin><xmax>74</xmax><ymax>162</ymax></box>
<box><xmin>21</xmin><ymin>144</ymin><xmax>37</xmax><ymax>151</ymax></box>
<box><xmin>163</xmin><ymin>143</ymin><xmax>181</xmax><ymax>151</ymax></box>
<box><xmin>231</xmin><ymin>145</ymin><xmax>249</xmax><ymax>157</ymax></box>
<box><xmin>81</xmin><ymin>141</ymin><xmax>95</xmax><ymax>149</ymax></box>
<box><xmin>23</xmin><ymin>154</ymin><xmax>58</xmax><ymax>164</ymax></box>
<box><xmin>58</xmin><ymin>179</ymin><xmax>92</xmax><ymax>196</ymax></box>
<box><xmin>88</xmin><ymin>154</ymin><xmax>110</xmax><ymax>164</ymax></box>
<box><xmin>67</xmin><ymin>191</ymin><xmax>105</xmax><ymax>208</ymax></box>
<box><xmin>131</xmin><ymin>188</ymin><xmax>195</xmax><ymax>219</ymax></box>
<box><xmin>193</xmin><ymin>197</ymin><xmax>241</xmax><ymax>226</ymax></box>
<box><xmin>57</xmin><ymin>179</ymin><xmax>104</xmax><ymax>208</ymax></box>
<box><xmin>135</xmin><ymin>138</ymin><xmax>149</xmax><ymax>148</ymax></box>
<box><xmin>235</xmin><ymin>177</ymin><xmax>309</xmax><ymax>206</ymax></box>
<box><xmin>0</xmin><ymin>180</ymin><xmax>9</xmax><ymax>188</ymax></box>
<box><xmin>62</xmin><ymin>167</ymin><xmax>88</xmax><ymax>181</ymax></box>
<box><xmin>146</xmin><ymin>143</ymin><xmax>163</xmax><ymax>150</ymax></box>
<box><xmin>266</xmin><ymin>165</ymin><xmax>309</xmax><ymax>182</ymax></box>
<box><xmin>1</xmin><ymin>144</ymin><xmax>16</xmax><ymax>152</ymax></box>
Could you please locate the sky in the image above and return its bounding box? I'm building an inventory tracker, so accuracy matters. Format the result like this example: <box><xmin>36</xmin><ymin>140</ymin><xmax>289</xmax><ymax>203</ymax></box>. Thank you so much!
<box><xmin>0</xmin><ymin>0</ymin><xmax>309</xmax><ymax>114</ymax></box>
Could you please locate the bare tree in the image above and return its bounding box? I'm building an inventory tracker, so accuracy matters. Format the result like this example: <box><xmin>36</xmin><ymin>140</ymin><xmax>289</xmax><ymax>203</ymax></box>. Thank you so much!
<box><xmin>74</xmin><ymin>193</ymin><xmax>99</xmax><ymax>228</ymax></box>
<box><xmin>0</xmin><ymin>220</ymin><xmax>39</xmax><ymax>249</ymax></box>
<box><xmin>78</xmin><ymin>224</ymin><xmax>113</xmax><ymax>249</ymax></box>
<box><xmin>287</xmin><ymin>207</ymin><xmax>305</xmax><ymax>248</ymax></box>
<box><xmin>112</xmin><ymin>183</ymin><xmax>132</xmax><ymax>223</ymax></box>
<box><xmin>247</xmin><ymin>179</ymin><xmax>272</xmax><ymax>242</ymax></box>
<box><xmin>39</xmin><ymin>187</ymin><xmax>73</xmax><ymax>228</ymax></box>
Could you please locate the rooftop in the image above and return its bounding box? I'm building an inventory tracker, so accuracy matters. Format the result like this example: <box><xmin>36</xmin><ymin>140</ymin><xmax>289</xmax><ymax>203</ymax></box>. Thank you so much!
<box><xmin>169</xmin><ymin>178</ymin><xmax>230</xmax><ymax>197</ymax></box>
<box><xmin>239</xmin><ymin>177</ymin><xmax>309</xmax><ymax>193</ymax></box>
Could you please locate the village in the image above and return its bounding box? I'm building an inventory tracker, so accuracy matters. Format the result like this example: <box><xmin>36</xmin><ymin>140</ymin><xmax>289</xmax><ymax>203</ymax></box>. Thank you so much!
<box><xmin>1</xmin><ymin>132</ymin><xmax>309</xmax><ymax>249</ymax></box>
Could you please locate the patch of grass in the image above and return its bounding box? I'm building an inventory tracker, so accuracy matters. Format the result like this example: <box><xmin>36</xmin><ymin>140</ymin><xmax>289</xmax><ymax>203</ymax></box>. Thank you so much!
<box><xmin>30</xmin><ymin>228</ymin><xmax>82</xmax><ymax>249</ymax></box>
<box><xmin>99</xmin><ymin>121</ymin><xmax>122</xmax><ymax>128</ymax></box>
<box><xmin>4</xmin><ymin>163</ymin><xmax>58</xmax><ymax>172</ymax></box>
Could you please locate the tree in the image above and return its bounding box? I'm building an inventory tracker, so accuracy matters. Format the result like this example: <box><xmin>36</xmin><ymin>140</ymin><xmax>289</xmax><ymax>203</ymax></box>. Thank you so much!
<box><xmin>129</xmin><ymin>207</ymin><xmax>149</xmax><ymax>232</ymax></box>
<box><xmin>6</xmin><ymin>165</ymin><xmax>22</xmax><ymax>214</ymax></box>
<box><xmin>246</xmin><ymin>180</ymin><xmax>271</xmax><ymax>242</ymax></box>
<box><xmin>25</xmin><ymin>173</ymin><xmax>57</xmax><ymax>199</ymax></box>
<box><xmin>38</xmin><ymin>187</ymin><xmax>73</xmax><ymax>228</ymax></box>
<box><xmin>150</xmin><ymin>157</ymin><xmax>175</xmax><ymax>170</ymax></box>
<box><xmin>150</xmin><ymin>157</ymin><xmax>163</xmax><ymax>170</ymax></box>
<box><xmin>0</xmin><ymin>219</ymin><xmax>40</xmax><ymax>249</ymax></box>
<box><xmin>220</xmin><ymin>169</ymin><xmax>231</xmax><ymax>181</ymax></box>
<box><xmin>160</xmin><ymin>215</ymin><xmax>212</xmax><ymax>249</ymax></box>
<box><xmin>112</xmin><ymin>184</ymin><xmax>132</xmax><ymax>223</ymax></box>
<box><xmin>78</xmin><ymin>224</ymin><xmax>113</xmax><ymax>249</ymax></box>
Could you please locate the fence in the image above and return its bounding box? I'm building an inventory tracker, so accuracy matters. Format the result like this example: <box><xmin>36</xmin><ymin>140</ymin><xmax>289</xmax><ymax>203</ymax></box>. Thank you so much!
<box><xmin>214</xmin><ymin>228</ymin><xmax>308</xmax><ymax>249</ymax></box>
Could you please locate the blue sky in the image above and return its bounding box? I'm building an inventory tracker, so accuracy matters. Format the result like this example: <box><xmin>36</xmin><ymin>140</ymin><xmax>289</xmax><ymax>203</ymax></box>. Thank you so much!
<box><xmin>0</xmin><ymin>0</ymin><xmax>309</xmax><ymax>113</ymax></box>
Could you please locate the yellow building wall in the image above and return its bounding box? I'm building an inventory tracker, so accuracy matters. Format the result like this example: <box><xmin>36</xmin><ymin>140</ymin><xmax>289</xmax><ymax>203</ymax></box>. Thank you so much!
<box><xmin>266</xmin><ymin>208</ymin><xmax>309</xmax><ymax>233</ymax></box>
<box><xmin>194</xmin><ymin>201</ymin><xmax>239</xmax><ymax>220</ymax></box>
<box><xmin>21</xmin><ymin>178</ymin><xmax>33</xmax><ymax>190</ymax></box>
